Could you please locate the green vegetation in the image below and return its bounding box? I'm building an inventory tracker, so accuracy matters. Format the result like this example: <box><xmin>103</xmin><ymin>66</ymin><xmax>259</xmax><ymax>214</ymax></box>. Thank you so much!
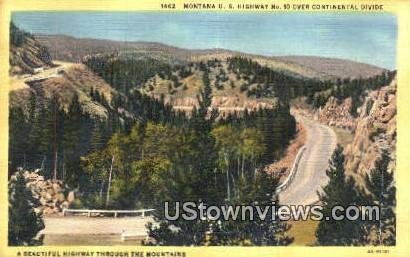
<box><xmin>84</xmin><ymin>53</ymin><xmax>173</xmax><ymax>94</ymax></box>
<box><xmin>329</xmin><ymin>74</ymin><xmax>396</xmax><ymax>116</ymax></box>
<box><xmin>227</xmin><ymin>56</ymin><xmax>396</xmax><ymax>116</ymax></box>
<box><xmin>8</xmin><ymin>171</ymin><xmax>44</xmax><ymax>246</ymax></box>
<box><xmin>9</xmin><ymin>22</ymin><xmax>53</xmax><ymax>74</ymax></box>
<box><xmin>315</xmin><ymin>146</ymin><xmax>396</xmax><ymax>246</ymax></box>
<box><xmin>9</xmin><ymin>56</ymin><xmax>296</xmax><ymax>245</ymax></box>
<box><xmin>145</xmin><ymin>78</ymin><xmax>293</xmax><ymax>246</ymax></box>
<box><xmin>8</xmin><ymin>88</ymin><xmax>186</xmax><ymax>183</ymax></box>
<box><xmin>363</xmin><ymin>150</ymin><xmax>396</xmax><ymax>245</ymax></box>
<box><xmin>9</xmin><ymin>24</ymin><xmax>396</xmax><ymax>246</ymax></box>
<box><xmin>10</xmin><ymin>22</ymin><xmax>32</xmax><ymax>47</ymax></box>
<box><xmin>315</xmin><ymin>145</ymin><xmax>366</xmax><ymax>245</ymax></box>
<box><xmin>206</xmin><ymin>169</ymin><xmax>293</xmax><ymax>246</ymax></box>
<box><xmin>227</xmin><ymin>56</ymin><xmax>327</xmax><ymax>100</ymax></box>
<box><xmin>84</xmin><ymin>54</ymin><xmax>395</xmax><ymax>119</ymax></box>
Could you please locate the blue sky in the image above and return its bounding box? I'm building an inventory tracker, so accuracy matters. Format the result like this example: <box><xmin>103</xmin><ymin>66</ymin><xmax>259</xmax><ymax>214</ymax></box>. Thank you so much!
<box><xmin>12</xmin><ymin>11</ymin><xmax>397</xmax><ymax>69</ymax></box>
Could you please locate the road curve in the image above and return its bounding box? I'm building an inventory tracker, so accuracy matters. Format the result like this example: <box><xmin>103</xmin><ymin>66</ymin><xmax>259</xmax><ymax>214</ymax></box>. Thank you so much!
<box><xmin>279</xmin><ymin>114</ymin><xmax>337</xmax><ymax>206</ymax></box>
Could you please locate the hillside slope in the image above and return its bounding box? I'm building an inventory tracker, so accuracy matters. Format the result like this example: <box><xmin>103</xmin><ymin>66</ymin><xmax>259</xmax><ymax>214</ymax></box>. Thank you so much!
<box><xmin>10</xmin><ymin>23</ymin><xmax>53</xmax><ymax>75</ymax></box>
<box><xmin>37</xmin><ymin>34</ymin><xmax>386</xmax><ymax>80</ymax></box>
<box><xmin>276</xmin><ymin>56</ymin><xmax>386</xmax><ymax>80</ymax></box>
<box><xmin>10</xmin><ymin>63</ymin><xmax>116</xmax><ymax>120</ymax></box>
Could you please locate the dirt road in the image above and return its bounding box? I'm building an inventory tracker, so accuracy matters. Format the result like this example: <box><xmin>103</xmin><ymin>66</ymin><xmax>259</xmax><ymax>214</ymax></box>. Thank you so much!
<box><xmin>279</xmin><ymin>114</ymin><xmax>337</xmax><ymax>205</ymax></box>
<box><xmin>9</xmin><ymin>61</ymin><xmax>75</xmax><ymax>91</ymax></box>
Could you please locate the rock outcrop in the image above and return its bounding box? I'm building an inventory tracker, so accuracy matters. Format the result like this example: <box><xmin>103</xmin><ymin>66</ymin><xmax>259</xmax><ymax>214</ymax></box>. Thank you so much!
<box><xmin>314</xmin><ymin>76</ymin><xmax>396</xmax><ymax>181</ymax></box>
<box><xmin>344</xmin><ymin>78</ymin><xmax>396</xmax><ymax>178</ymax></box>
<box><xmin>15</xmin><ymin>170</ymin><xmax>76</xmax><ymax>215</ymax></box>
<box><xmin>318</xmin><ymin>97</ymin><xmax>356</xmax><ymax>131</ymax></box>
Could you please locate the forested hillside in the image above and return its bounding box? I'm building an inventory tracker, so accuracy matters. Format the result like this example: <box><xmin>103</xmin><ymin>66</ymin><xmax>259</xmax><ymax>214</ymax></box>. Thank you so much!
<box><xmin>9</xmin><ymin>25</ymin><xmax>296</xmax><ymax>211</ymax></box>
<box><xmin>9</xmin><ymin>24</ymin><xmax>397</xmax><ymax>246</ymax></box>
<box><xmin>10</xmin><ymin>48</ymin><xmax>296</xmax><ymax>245</ymax></box>
<box><xmin>9</xmin><ymin>22</ymin><xmax>53</xmax><ymax>75</ymax></box>
<box><xmin>84</xmin><ymin>53</ymin><xmax>394</xmax><ymax>116</ymax></box>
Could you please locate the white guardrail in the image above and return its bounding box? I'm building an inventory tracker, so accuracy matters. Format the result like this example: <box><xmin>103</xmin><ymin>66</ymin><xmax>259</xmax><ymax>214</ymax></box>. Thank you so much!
<box><xmin>62</xmin><ymin>208</ymin><xmax>155</xmax><ymax>218</ymax></box>
<box><xmin>275</xmin><ymin>146</ymin><xmax>307</xmax><ymax>194</ymax></box>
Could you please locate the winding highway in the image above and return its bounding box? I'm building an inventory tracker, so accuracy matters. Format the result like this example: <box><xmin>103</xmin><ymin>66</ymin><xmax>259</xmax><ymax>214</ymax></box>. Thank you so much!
<box><xmin>41</xmin><ymin>109</ymin><xmax>337</xmax><ymax>245</ymax></box>
<box><xmin>279</xmin><ymin>114</ymin><xmax>337</xmax><ymax>206</ymax></box>
<box><xmin>171</xmin><ymin>105</ymin><xmax>338</xmax><ymax>205</ymax></box>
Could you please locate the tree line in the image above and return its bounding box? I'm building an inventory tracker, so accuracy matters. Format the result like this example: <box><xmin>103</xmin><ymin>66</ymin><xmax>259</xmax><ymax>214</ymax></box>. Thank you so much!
<box><xmin>227</xmin><ymin>56</ymin><xmax>396</xmax><ymax>116</ymax></box>
<box><xmin>9</xmin><ymin>144</ymin><xmax>395</xmax><ymax>246</ymax></box>
<box><xmin>83</xmin><ymin>53</ymin><xmax>173</xmax><ymax>94</ymax></box>
<box><xmin>8</xmin><ymin>27</ymin><xmax>395</xmax><ymax>245</ymax></box>
<box><xmin>8</xmin><ymin>85</ymin><xmax>188</xmax><ymax>185</ymax></box>
<box><xmin>9</xmin><ymin>65</ymin><xmax>298</xmax><ymax>245</ymax></box>
<box><xmin>315</xmin><ymin>146</ymin><xmax>395</xmax><ymax>246</ymax></box>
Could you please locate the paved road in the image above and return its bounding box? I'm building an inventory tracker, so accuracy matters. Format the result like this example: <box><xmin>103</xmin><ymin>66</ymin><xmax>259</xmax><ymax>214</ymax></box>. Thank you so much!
<box><xmin>41</xmin><ymin>109</ymin><xmax>337</xmax><ymax>245</ymax></box>
<box><xmin>279</xmin><ymin>114</ymin><xmax>337</xmax><ymax>206</ymax></box>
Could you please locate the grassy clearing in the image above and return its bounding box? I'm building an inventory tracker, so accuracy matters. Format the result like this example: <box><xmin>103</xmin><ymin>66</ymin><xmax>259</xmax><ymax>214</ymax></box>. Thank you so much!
<box><xmin>288</xmin><ymin>219</ymin><xmax>319</xmax><ymax>246</ymax></box>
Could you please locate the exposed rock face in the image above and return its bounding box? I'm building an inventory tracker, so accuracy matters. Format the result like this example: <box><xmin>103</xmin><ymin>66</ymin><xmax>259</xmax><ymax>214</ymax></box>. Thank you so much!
<box><xmin>314</xmin><ymin>79</ymin><xmax>397</xmax><ymax>181</ymax></box>
<box><xmin>344</xmin><ymin>78</ymin><xmax>396</xmax><ymax>178</ymax></box>
<box><xmin>318</xmin><ymin>97</ymin><xmax>356</xmax><ymax>131</ymax></box>
<box><xmin>16</xmin><ymin>170</ymin><xmax>75</xmax><ymax>215</ymax></box>
<box><xmin>167</xmin><ymin>96</ymin><xmax>273</xmax><ymax>110</ymax></box>
<box><xmin>314</xmin><ymin>77</ymin><xmax>396</xmax><ymax>180</ymax></box>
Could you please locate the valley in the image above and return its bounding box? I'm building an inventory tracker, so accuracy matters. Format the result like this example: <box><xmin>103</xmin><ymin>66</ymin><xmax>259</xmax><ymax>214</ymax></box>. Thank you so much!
<box><xmin>8</xmin><ymin>23</ymin><xmax>397</xmax><ymax>246</ymax></box>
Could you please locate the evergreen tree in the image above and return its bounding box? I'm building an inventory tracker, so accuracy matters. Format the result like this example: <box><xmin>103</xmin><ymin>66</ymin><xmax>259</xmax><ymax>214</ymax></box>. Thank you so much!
<box><xmin>27</xmin><ymin>96</ymin><xmax>45</xmax><ymax>168</ymax></box>
<box><xmin>249</xmin><ymin>169</ymin><xmax>293</xmax><ymax>246</ymax></box>
<box><xmin>147</xmin><ymin>70</ymin><xmax>222</xmax><ymax>246</ymax></box>
<box><xmin>8</xmin><ymin>171</ymin><xmax>44</xmax><ymax>246</ymax></box>
<box><xmin>62</xmin><ymin>96</ymin><xmax>82</xmax><ymax>180</ymax></box>
<box><xmin>190</xmin><ymin>69</ymin><xmax>220</xmax><ymax>201</ymax></box>
<box><xmin>90</xmin><ymin>120</ymin><xmax>106</xmax><ymax>152</ymax></box>
<box><xmin>363</xmin><ymin>150</ymin><xmax>396</xmax><ymax>245</ymax></box>
<box><xmin>9</xmin><ymin>107</ymin><xmax>30</xmax><ymax>174</ymax></box>
<box><xmin>315</xmin><ymin>145</ymin><xmax>366</xmax><ymax>245</ymax></box>
<box><xmin>207</xmin><ymin>170</ymin><xmax>293</xmax><ymax>246</ymax></box>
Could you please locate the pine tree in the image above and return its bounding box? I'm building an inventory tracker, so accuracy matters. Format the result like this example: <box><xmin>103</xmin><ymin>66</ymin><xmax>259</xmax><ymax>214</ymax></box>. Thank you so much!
<box><xmin>315</xmin><ymin>145</ymin><xmax>366</xmax><ymax>245</ymax></box>
<box><xmin>61</xmin><ymin>95</ymin><xmax>85</xmax><ymax>185</ymax></box>
<box><xmin>8</xmin><ymin>171</ymin><xmax>44</xmax><ymax>246</ymax></box>
<box><xmin>207</xmin><ymin>169</ymin><xmax>293</xmax><ymax>246</ymax></box>
<box><xmin>9</xmin><ymin>107</ymin><xmax>30</xmax><ymax>174</ymax></box>
<box><xmin>90</xmin><ymin>120</ymin><xmax>106</xmax><ymax>152</ymax></box>
<box><xmin>249</xmin><ymin>169</ymin><xmax>293</xmax><ymax>245</ymax></box>
<box><xmin>27</xmin><ymin>95</ymin><xmax>44</xmax><ymax>168</ymax></box>
<box><xmin>363</xmin><ymin>150</ymin><xmax>396</xmax><ymax>245</ymax></box>
<box><xmin>147</xmin><ymin>71</ymin><xmax>223</xmax><ymax>246</ymax></box>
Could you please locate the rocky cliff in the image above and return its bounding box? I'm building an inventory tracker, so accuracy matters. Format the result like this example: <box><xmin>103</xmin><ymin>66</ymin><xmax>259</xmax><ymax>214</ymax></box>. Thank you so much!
<box><xmin>344</xmin><ymin>78</ymin><xmax>396</xmax><ymax>179</ymax></box>
<box><xmin>317</xmin><ymin>78</ymin><xmax>396</xmax><ymax>179</ymax></box>
<box><xmin>318</xmin><ymin>97</ymin><xmax>356</xmax><ymax>131</ymax></box>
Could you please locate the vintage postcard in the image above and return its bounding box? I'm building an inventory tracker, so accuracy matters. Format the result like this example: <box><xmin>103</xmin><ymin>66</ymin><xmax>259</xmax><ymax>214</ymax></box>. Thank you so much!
<box><xmin>1</xmin><ymin>0</ymin><xmax>409</xmax><ymax>256</ymax></box>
